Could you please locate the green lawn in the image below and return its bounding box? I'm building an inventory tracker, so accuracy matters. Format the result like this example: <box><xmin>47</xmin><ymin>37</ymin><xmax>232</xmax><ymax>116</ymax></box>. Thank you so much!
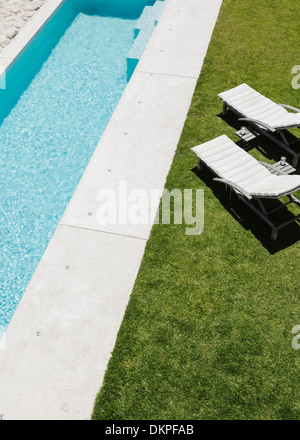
<box><xmin>92</xmin><ymin>0</ymin><xmax>300</xmax><ymax>420</ymax></box>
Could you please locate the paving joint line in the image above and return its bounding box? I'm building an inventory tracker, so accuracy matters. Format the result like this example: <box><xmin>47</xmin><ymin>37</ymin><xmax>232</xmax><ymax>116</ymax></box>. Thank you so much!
<box><xmin>59</xmin><ymin>222</ymin><xmax>148</xmax><ymax>241</ymax></box>
<box><xmin>136</xmin><ymin>69</ymin><xmax>198</xmax><ymax>80</ymax></box>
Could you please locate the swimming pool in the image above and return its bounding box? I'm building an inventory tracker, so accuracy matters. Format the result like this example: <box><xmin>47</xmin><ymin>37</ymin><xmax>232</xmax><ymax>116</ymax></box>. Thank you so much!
<box><xmin>0</xmin><ymin>0</ymin><xmax>159</xmax><ymax>338</ymax></box>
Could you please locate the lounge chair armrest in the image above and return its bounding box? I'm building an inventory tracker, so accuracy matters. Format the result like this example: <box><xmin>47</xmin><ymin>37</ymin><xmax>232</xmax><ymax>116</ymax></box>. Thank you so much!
<box><xmin>278</xmin><ymin>104</ymin><xmax>300</xmax><ymax>113</ymax></box>
<box><xmin>213</xmin><ymin>178</ymin><xmax>253</xmax><ymax>200</ymax></box>
<box><xmin>258</xmin><ymin>161</ymin><xmax>286</xmax><ymax>175</ymax></box>
<box><xmin>289</xmin><ymin>194</ymin><xmax>300</xmax><ymax>206</ymax></box>
<box><xmin>238</xmin><ymin>117</ymin><xmax>276</xmax><ymax>132</ymax></box>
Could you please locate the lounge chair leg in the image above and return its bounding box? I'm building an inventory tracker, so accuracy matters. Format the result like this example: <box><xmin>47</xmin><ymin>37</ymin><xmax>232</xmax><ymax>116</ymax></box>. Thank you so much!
<box><xmin>221</xmin><ymin>102</ymin><xmax>227</xmax><ymax>116</ymax></box>
<box><xmin>197</xmin><ymin>158</ymin><xmax>203</xmax><ymax>171</ymax></box>
<box><xmin>292</xmin><ymin>153</ymin><xmax>300</xmax><ymax>168</ymax></box>
<box><xmin>279</xmin><ymin>130</ymin><xmax>289</xmax><ymax>146</ymax></box>
<box><xmin>271</xmin><ymin>228</ymin><xmax>279</xmax><ymax>241</ymax></box>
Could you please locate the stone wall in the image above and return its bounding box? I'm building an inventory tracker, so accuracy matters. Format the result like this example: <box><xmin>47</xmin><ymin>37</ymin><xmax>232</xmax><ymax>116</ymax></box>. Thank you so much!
<box><xmin>0</xmin><ymin>0</ymin><xmax>46</xmax><ymax>52</ymax></box>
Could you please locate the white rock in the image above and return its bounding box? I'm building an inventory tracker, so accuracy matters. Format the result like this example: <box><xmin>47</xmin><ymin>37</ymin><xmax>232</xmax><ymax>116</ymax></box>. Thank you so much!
<box><xmin>6</xmin><ymin>27</ymin><xmax>17</xmax><ymax>39</ymax></box>
<box><xmin>15</xmin><ymin>18</ymin><xmax>26</xmax><ymax>29</ymax></box>
<box><xmin>10</xmin><ymin>7</ymin><xmax>21</xmax><ymax>14</ymax></box>
<box><xmin>23</xmin><ymin>6</ymin><xmax>34</xmax><ymax>12</ymax></box>
<box><xmin>21</xmin><ymin>10</ymin><xmax>34</xmax><ymax>18</ymax></box>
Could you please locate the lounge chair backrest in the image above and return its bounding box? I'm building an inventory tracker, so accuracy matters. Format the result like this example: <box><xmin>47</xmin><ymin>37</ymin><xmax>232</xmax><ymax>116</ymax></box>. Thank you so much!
<box><xmin>218</xmin><ymin>83</ymin><xmax>287</xmax><ymax>127</ymax></box>
<box><xmin>191</xmin><ymin>135</ymin><xmax>300</xmax><ymax>198</ymax></box>
<box><xmin>192</xmin><ymin>135</ymin><xmax>270</xmax><ymax>183</ymax></box>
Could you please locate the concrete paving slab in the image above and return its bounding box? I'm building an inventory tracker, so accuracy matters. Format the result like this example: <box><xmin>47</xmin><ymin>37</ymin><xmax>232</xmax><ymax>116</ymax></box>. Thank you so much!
<box><xmin>137</xmin><ymin>0</ymin><xmax>222</xmax><ymax>78</ymax></box>
<box><xmin>61</xmin><ymin>71</ymin><xmax>197</xmax><ymax>239</ymax></box>
<box><xmin>0</xmin><ymin>225</ymin><xmax>146</xmax><ymax>420</ymax></box>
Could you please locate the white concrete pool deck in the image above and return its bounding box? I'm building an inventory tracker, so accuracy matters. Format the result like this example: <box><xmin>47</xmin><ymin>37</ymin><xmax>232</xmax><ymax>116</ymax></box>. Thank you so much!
<box><xmin>0</xmin><ymin>0</ymin><xmax>222</xmax><ymax>420</ymax></box>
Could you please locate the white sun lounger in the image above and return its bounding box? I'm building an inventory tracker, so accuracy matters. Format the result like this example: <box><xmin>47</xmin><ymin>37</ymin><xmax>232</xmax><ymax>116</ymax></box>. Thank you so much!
<box><xmin>191</xmin><ymin>135</ymin><xmax>300</xmax><ymax>240</ymax></box>
<box><xmin>218</xmin><ymin>83</ymin><xmax>300</xmax><ymax>167</ymax></box>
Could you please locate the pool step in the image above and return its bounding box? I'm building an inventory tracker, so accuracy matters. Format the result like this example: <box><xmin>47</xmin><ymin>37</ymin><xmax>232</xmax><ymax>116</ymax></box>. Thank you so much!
<box><xmin>127</xmin><ymin>0</ymin><xmax>166</xmax><ymax>79</ymax></box>
<box><xmin>135</xmin><ymin>0</ymin><xmax>165</xmax><ymax>32</ymax></box>
<box><xmin>128</xmin><ymin>22</ymin><xmax>157</xmax><ymax>61</ymax></box>
<box><xmin>133</xmin><ymin>6</ymin><xmax>154</xmax><ymax>38</ymax></box>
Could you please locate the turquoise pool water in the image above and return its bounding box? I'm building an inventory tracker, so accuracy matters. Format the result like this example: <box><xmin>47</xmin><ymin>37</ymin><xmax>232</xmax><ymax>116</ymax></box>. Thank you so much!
<box><xmin>0</xmin><ymin>0</ymin><xmax>149</xmax><ymax>337</ymax></box>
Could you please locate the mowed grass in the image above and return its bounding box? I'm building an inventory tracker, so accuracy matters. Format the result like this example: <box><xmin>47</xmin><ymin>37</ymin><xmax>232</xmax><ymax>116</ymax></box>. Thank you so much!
<box><xmin>92</xmin><ymin>0</ymin><xmax>300</xmax><ymax>420</ymax></box>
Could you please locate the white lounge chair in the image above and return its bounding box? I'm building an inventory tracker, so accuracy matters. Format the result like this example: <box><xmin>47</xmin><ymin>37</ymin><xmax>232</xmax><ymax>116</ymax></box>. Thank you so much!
<box><xmin>218</xmin><ymin>83</ymin><xmax>300</xmax><ymax>167</ymax></box>
<box><xmin>191</xmin><ymin>135</ymin><xmax>300</xmax><ymax>240</ymax></box>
